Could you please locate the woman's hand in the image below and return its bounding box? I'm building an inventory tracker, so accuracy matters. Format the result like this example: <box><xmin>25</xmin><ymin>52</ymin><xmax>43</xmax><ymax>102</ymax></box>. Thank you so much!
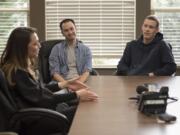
<box><xmin>76</xmin><ymin>89</ymin><xmax>98</xmax><ymax>101</ymax></box>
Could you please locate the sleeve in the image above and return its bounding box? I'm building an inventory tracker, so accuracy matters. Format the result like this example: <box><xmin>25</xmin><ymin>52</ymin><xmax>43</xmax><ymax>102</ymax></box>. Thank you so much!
<box><xmin>44</xmin><ymin>82</ymin><xmax>60</xmax><ymax>92</ymax></box>
<box><xmin>49</xmin><ymin>45</ymin><xmax>61</xmax><ymax>77</ymax></box>
<box><xmin>117</xmin><ymin>42</ymin><xmax>132</xmax><ymax>75</ymax></box>
<box><xmin>14</xmin><ymin>70</ymin><xmax>77</xmax><ymax>108</ymax></box>
<box><xmin>83</xmin><ymin>46</ymin><xmax>92</xmax><ymax>72</ymax></box>
<box><xmin>153</xmin><ymin>42</ymin><xmax>177</xmax><ymax>76</ymax></box>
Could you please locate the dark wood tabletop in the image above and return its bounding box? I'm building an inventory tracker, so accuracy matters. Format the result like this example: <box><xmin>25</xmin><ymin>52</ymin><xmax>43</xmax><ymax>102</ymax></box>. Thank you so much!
<box><xmin>69</xmin><ymin>76</ymin><xmax>180</xmax><ymax>135</ymax></box>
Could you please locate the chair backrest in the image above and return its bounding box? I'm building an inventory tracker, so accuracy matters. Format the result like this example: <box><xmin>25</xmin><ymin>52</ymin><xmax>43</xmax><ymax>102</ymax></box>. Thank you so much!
<box><xmin>0</xmin><ymin>69</ymin><xmax>17</xmax><ymax>131</ymax></box>
<box><xmin>39</xmin><ymin>39</ymin><xmax>99</xmax><ymax>83</ymax></box>
<box><xmin>39</xmin><ymin>40</ymin><xmax>63</xmax><ymax>83</ymax></box>
<box><xmin>0</xmin><ymin>132</ymin><xmax>18</xmax><ymax>135</ymax></box>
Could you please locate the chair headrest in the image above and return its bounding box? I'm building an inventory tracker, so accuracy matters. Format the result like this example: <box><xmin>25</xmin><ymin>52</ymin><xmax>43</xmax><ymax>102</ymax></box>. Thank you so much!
<box><xmin>40</xmin><ymin>40</ymin><xmax>63</xmax><ymax>57</ymax></box>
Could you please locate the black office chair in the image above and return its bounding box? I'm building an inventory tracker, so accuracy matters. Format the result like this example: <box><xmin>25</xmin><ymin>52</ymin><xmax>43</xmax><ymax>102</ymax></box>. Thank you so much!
<box><xmin>38</xmin><ymin>40</ymin><xmax>62</xmax><ymax>83</ymax></box>
<box><xmin>0</xmin><ymin>69</ymin><xmax>69</xmax><ymax>135</ymax></box>
<box><xmin>39</xmin><ymin>40</ymin><xmax>99</xmax><ymax>84</ymax></box>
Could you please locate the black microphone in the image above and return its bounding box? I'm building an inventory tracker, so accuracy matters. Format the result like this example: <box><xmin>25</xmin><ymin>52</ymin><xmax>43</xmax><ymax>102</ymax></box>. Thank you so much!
<box><xmin>136</xmin><ymin>85</ymin><xmax>148</xmax><ymax>94</ymax></box>
<box><xmin>159</xmin><ymin>86</ymin><xmax>169</xmax><ymax>95</ymax></box>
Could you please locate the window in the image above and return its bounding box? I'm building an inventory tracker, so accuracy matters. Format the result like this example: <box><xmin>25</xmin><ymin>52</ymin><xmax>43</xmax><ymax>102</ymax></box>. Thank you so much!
<box><xmin>151</xmin><ymin>0</ymin><xmax>180</xmax><ymax>65</ymax></box>
<box><xmin>45</xmin><ymin>0</ymin><xmax>136</xmax><ymax>68</ymax></box>
<box><xmin>0</xmin><ymin>0</ymin><xmax>29</xmax><ymax>55</ymax></box>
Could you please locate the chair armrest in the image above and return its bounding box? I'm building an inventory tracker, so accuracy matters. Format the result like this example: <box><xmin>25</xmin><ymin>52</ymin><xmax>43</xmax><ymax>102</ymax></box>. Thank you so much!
<box><xmin>17</xmin><ymin>108</ymin><xmax>68</xmax><ymax>120</ymax></box>
<box><xmin>10</xmin><ymin>108</ymin><xmax>69</xmax><ymax>135</ymax></box>
<box><xmin>90</xmin><ymin>69</ymin><xmax>99</xmax><ymax>76</ymax></box>
<box><xmin>0</xmin><ymin>132</ymin><xmax>18</xmax><ymax>135</ymax></box>
<box><xmin>112</xmin><ymin>70</ymin><xmax>118</xmax><ymax>76</ymax></box>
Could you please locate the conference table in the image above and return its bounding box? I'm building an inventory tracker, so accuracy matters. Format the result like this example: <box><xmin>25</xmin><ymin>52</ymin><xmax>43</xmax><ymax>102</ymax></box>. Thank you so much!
<box><xmin>69</xmin><ymin>76</ymin><xmax>180</xmax><ymax>135</ymax></box>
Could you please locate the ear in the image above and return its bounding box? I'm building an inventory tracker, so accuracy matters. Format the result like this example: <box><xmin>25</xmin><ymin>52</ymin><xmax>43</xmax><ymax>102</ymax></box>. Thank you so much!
<box><xmin>141</xmin><ymin>25</ymin><xmax>143</xmax><ymax>32</ymax></box>
<box><xmin>61</xmin><ymin>31</ymin><xmax>65</xmax><ymax>37</ymax></box>
<box><xmin>141</xmin><ymin>23</ymin><xmax>145</xmax><ymax>32</ymax></box>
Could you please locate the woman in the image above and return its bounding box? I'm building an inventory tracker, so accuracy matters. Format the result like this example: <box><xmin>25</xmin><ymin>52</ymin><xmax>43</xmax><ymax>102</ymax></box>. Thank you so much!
<box><xmin>0</xmin><ymin>27</ymin><xmax>98</xmax><ymax>130</ymax></box>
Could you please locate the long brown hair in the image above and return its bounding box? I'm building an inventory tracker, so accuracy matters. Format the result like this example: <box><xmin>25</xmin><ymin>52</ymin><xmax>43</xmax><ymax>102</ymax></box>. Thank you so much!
<box><xmin>0</xmin><ymin>27</ymin><xmax>37</xmax><ymax>86</ymax></box>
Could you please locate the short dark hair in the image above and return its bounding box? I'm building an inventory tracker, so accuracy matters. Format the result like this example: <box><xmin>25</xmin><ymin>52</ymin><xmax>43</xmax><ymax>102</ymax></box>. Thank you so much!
<box><xmin>59</xmin><ymin>18</ymin><xmax>76</xmax><ymax>31</ymax></box>
<box><xmin>145</xmin><ymin>15</ymin><xmax>159</xmax><ymax>28</ymax></box>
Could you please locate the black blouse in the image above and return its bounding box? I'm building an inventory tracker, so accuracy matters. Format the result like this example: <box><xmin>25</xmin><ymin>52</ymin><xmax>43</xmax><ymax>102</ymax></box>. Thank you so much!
<box><xmin>10</xmin><ymin>69</ymin><xmax>77</xmax><ymax>109</ymax></box>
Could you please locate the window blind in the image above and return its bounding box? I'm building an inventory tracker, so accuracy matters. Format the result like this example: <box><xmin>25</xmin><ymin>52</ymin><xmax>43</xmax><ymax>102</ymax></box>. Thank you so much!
<box><xmin>0</xmin><ymin>0</ymin><xmax>29</xmax><ymax>55</ymax></box>
<box><xmin>151</xmin><ymin>0</ymin><xmax>180</xmax><ymax>65</ymax></box>
<box><xmin>45</xmin><ymin>0</ymin><xmax>136</xmax><ymax>67</ymax></box>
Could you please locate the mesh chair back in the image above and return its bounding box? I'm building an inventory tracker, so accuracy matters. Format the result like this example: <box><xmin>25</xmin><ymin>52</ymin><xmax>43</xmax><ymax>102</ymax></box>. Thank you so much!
<box><xmin>39</xmin><ymin>40</ymin><xmax>62</xmax><ymax>83</ymax></box>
